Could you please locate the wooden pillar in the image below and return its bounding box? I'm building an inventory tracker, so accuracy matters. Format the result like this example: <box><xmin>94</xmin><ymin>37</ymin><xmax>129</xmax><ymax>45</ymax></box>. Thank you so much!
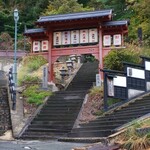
<box><xmin>99</xmin><ymin>25</ymin><xmax>103</xmax><ymax>80</ymax></box>
<box><xmin>48</xmin><ymin>30</ymin><xmax>53</xmax><ymax>82</ymax></box>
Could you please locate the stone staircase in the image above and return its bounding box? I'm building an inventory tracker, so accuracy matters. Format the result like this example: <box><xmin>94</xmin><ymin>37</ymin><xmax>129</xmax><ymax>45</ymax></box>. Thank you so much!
<box><xmin>0</xmin><ymin>71</ymin><xmax>11</xmax><ymax>135</ymax></box>
<box><xmin>20</xmin><ymin>61</ymin><xmax>98</xmax><ymax>139</ymax></box>
<box><xmin>68</xmin><ymin>94</ymin><xmax>150</xmax><ymax>137</ymax></box>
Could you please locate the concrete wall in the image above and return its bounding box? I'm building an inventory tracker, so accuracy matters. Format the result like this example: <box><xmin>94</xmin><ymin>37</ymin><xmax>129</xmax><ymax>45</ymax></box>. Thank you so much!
<box><xmin>0</xmin><ymin>58</ymin><xmax>20</xmax><ymax>73</ymax></box>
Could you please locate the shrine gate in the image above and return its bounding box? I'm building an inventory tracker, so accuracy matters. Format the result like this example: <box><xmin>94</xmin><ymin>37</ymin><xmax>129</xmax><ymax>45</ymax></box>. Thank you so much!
<box><xmin>24</xmin><ymin>9</ymin><xmax>129</xmax><ymax>82</ymax></box>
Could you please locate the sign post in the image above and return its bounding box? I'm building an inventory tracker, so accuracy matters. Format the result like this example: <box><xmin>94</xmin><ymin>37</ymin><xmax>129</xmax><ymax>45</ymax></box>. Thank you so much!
<box><xmin>42</xmin><ymin>66</ymin><xmax>48</xmax><ymax>89</ymax></box>
<box><xmin>96</xmin><ymin>74</ymin><xmax>101</xmax><ymax>87</ymax></box>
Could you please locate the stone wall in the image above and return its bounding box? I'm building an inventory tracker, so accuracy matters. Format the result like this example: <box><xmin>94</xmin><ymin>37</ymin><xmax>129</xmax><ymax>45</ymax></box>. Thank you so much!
<box><xmin>0</xmin><ymin>71</ymin><xmax>11</xmax><ymax>135</ymax></box>
<box><xmin>0</xmin><ymin>57</ymin><xmax>20</xmax><ymax>73</ymax></box>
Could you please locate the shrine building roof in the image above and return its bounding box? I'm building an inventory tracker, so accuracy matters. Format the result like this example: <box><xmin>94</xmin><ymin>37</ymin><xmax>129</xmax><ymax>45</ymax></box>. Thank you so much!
<box><xmin>102</xmin><ymin>20</ymin><xmax>129</xmax><ymax>26</ymax></box>
<box><xmin>36</xmin><ymin>9</ymin><xmax>112</xmax><ymax>24</ymax></box>
<box><xmin>24</xmin><ymin>28</ymin><xmax>45</xmax><ymax>35</ymax></box>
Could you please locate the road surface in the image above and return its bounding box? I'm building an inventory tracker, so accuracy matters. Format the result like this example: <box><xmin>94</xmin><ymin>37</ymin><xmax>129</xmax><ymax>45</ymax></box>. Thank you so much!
<box><xmin>0</xmin><ymin>140</ymin><xmax>87</xmax><ymax>150</ymax></box>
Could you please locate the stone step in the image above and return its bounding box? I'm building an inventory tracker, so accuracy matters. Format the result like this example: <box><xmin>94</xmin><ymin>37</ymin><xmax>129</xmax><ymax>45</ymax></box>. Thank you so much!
<box><xmin>31</xmin><ymin>120</ymin><xmax>73</xmax><ymax>125</ymax></box>
<box><xmin>36</xmin><ymin>113</ymin><xmax>78</xmax><ymax>117</ymax></box>
<box><xmin>41</xmin><ymin>107</ymin><xmax>79</xmax><ymax>111</ymax></box>
<box><xmin>44</xmin><ymin>103</ymin><xmax>82</xmax><ymax>107</ymax></box>
<box><xmin>54</xmin><ymin>90</ymin><xmax>86</xmax><ymax>94</ymax></box>
<box><xmin>72</xmin><ymin>124</ymin><xmax>122</xmax><ymax>132</ymax></box>
<box><xmin>39</xmin><ymin>109</ymin><xmax>78</xmax><ymax>114</ymax></box>
<box><xmin>33</xmin><ymin>117</ymin><xmax>76</xmax><ymax>122</ymax></box>
<box><xmin>89</xmin><ymin>114</ymin><xmax>146</xmax><ymax>123</ymax></box>
<box><xmin>107</xmin><ymin>109</ymin><xmax>150</xmax><ymax>116</ymax></box>
<box><xmin>27</xmin><ymin>127</ymin><xmax>70</xmax><ymax>133</ymax></box>
<box><xmin>68</xmin><ymin>129</ymin><xmax>112</xmax><ymax>137</ymax></box>
<box><xmin>126</xmin><ymin>101</ymin><xmax>150</xmax><ymax>107</ymax></box>
<box><xmin>20</xmin><ymin>62</ymin><xmax>98</xmax><ymax>139</ymax></box>
<box><xmin>21</xmin><ymin>132</ymin><xmax>64</xmax><ymax>140</ymax></box>
<box><xmin>114</xmin><ymin>107</ymin><xmax>150</xmax><ymax>113</ymax></box>
<box><xmin>79</xmin><ymin>119</ymin><xmax>130</xmax><ymax>127</ymax></box>
<box><xmin>46</xmin><ymin>99</ymin><xmax>83</xmax><ymax>104</ymax></box>
<box><xmin>29</xmin><ymin>124</ymin><xmax>72</xmax><ymax>130</ymax></box>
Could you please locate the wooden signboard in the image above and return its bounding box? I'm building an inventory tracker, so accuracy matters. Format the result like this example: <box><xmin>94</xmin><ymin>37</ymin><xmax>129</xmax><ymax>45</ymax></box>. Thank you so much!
<box><xmin>113</xmin><ymin>34</ymin><xmax>121</xmax><ymax>46</ymax></box>
<box><xmin>33</xmin><ymin>41</ymin><xmax>40</xmax><ymax>52</ymax></box>
<box><xmin>71</xmin><ymin>30</ymin><xmax>79</xmax><ymax>44</ymax></box>
<box><xmin>103</xmin><ymin>35</ymin><xmax>111</xmax><ymax>46</ymax></box>
<box><xmin>62</xmin><ymin>31</ymin><xmax>71</xmax><ymax>45</ymax></box>
<box><xmin>107</xmin><ymin>78</ymin><xmax>114</xmax><ymax>97</ymax></box>
<box><xmin>89</xmin><ymin>28</ymin><xmax>98</xmax><ymax>43</ymax></box>
<box><xmin>53</xmin><ymin>32</ymin><xmax>62</xmax><ymax>46</ymax></box>
<box><xmin>80</xmin><ymin>29</ymin><xmax>88</xmax><ymax>44</ymax></box>
<box><xmin>41</xmin><ymin>40</ymin><xmax>48</xmax><ymax>51</ymax></box>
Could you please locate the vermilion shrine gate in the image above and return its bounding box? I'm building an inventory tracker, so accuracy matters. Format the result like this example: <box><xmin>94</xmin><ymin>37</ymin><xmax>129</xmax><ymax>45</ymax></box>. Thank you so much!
<box><xmin>24</xmin><ymin>9</ymin><xmax>129</xmax><ymax>82</ymax></box>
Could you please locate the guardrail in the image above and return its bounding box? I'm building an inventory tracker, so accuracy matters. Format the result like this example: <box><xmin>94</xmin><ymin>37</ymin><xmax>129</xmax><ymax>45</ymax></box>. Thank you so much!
<box><xmin>8</xmin><ymin>67</ymin><xmax>16</xmax><ymax>110</ymax></box>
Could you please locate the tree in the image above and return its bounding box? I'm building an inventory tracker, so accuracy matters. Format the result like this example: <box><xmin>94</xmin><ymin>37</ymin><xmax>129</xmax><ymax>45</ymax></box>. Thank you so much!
<box><xmin>42</xmin><ymin>0</ymin><xmax>92</xmax><ymax>15</ymax></box>
<box><xmin>0</xmin><ymin>32</ymin><xmax>13</xmax><ymax>50</ymax></box>
<box><xmin>87</xmin><ymin>0</ymin><xmax>105</xmax><ymax>10</ymax></box>
<box><xmin>130</xmin><ymin>0</ymin><xmax>150</xmax><ymax>45</ymax></box>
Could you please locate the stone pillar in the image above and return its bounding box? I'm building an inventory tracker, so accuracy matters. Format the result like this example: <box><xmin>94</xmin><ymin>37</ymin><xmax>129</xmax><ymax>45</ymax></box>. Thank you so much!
<box><xmin>42</xmin><ymin>66</ymin><xmax>48</xmax><ymax>89</ymax></box>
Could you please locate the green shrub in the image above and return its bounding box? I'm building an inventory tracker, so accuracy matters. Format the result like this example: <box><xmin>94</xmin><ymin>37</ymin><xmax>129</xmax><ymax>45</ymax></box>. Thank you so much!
<box><xmin>22</xmin><ymin>55</ymin><xmax>48</xmax><ymax>72</ymax></box>
<box><xmin>19</xmin><ymin>75</ymin><xmax>41</xmax><ymax>85</ymax></box>
<box><xmin>23</xmin><ymin>85</ymin><xmax>52</xmax><ymax>105</ymax></box>
<box><xmin>83</xmin><ymin>54</ymin><xmax>96</xmax><ymax>62</ymax></box>
<box><xmin>104</xmin><ymin>48</ymin><xmax>140</xmax><ymax>71</ymax></box>
<box><xmin>107</xmin><ymin>98</ymin><xmax>122</xmax><ymax>106</ymax></box>
<box><xmin>94</xmin><ymin>110</ymin><xmax>104</xmax><ymax>116</ymax></box>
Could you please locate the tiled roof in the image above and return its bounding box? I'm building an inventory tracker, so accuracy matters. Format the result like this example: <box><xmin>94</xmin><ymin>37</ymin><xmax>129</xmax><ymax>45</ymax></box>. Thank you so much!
<box><xmin>102</xmin><ymin>20</ymin><xmax>129</xmax><ymax>26</ymax></box>
<box><xmin>37</xmin><ymin>9</ymin><xmax>112</xmax><ymax>23</ymax></box>
<box><xmin>24</xmin><ymin>28</ymin><xmax>45</xmax><ymax>34</ymax></box>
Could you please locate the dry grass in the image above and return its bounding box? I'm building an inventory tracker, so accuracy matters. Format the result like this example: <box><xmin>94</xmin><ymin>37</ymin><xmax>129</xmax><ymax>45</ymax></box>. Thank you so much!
<box><xmin>115</xmin><ymin>119</ymin><xmax>150</xmax><ymax>150</ymax></box>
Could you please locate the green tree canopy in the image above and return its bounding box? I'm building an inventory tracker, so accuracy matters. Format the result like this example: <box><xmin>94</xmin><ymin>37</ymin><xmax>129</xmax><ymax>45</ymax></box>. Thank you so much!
<box><xmin>42</xmin><ymin>0</ymin><xmax>92</xmax><ymax>15</ymax></box>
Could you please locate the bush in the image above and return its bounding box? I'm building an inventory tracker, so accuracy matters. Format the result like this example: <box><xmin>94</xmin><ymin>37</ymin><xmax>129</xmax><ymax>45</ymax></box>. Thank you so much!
<box><xmin>107</xmin><ymin>98</ymin><xmax>122</xmax><ymax>106</ymax></box>
<box><xmin>23</xmin><ymin>85</ymin><xmax>52</xmax><ymax>105</ymax></box>
<box><xmin>22</xmin><ymin>55</ymin><xmax>48</xmax><ymax>72</ymax></box>
<box><xmin>19</xmin><ymin>75</ymin><xmax>41</xmax><ymax>85</ymax></box>
<box><xmin>104</xmin><ymin>48</ymin><xmax>141</xmax><ymax>71</ymax></box>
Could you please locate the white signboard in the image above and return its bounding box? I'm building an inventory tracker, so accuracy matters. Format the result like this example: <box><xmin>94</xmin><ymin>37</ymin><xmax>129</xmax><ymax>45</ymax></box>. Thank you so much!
<box><xmin>33</xmin><ymin>41</ymin><xmax>40</xmax><ymax>52</ymax></box>
<box><xmin>53</xmin><ymin>32</ymin><xmax>62</xmax><ymax>46</ymax></box>
<box><xmin>62</xmin><ymin>31</ymin><xmax>71</xmax><ymax>45</ymax></box>
<box><xmin>41</xmin><ymin>40</ymin><xmax>48</xmax><ymax>51</ymax></box>
<box><xmin>80</xmin><ymin>29</ymin><xmax>88</xmax><ymax>44</ymax></box>
<box><xmin>71</xmin><ymin>30</ymin><xmax>79</xmax><ymax>44</ymax></box>
<box><xmin>145</xmin><ymin>61</ymin><xmax>150</xmax><ymax>71</ymax></box>
<box><xmin>107</xmin><ymin>78</ymin><xmax>114</xmax><ymax>96</ymax></box>
<box><xmin>103</xmin><ymin>35</ymin><xmax>111</xmax><ymax>46</ymax></box>
<box><xmin>114</xmin><ymin>76</ymin><xmax>127</xmax><ymax>87</ymax></box>
<box><xmin>113</xmin><ymin>34</ymin><xmax>121</xmax><ymax>46</ymax></box>
<box><xmin>127</xmin><ymin>67</ymin><xmax>145</xmax><ymax>79</ymax></box>
<box><xmin>89</xmin><ymin>28</ymin><xmax>98</xmax><ymax>43</ymax></box>
<box><xmin>96</xmin><ymin>74</ymin><xmax>101</xmax><ymax>86</ymax></box>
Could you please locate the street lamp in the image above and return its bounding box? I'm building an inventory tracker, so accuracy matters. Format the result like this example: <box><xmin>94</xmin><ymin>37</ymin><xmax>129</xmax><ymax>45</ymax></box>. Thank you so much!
<box><xmin>13</xmin><ymin>8</ymin><xmax>19</xmax><ymax>87</ymax></box>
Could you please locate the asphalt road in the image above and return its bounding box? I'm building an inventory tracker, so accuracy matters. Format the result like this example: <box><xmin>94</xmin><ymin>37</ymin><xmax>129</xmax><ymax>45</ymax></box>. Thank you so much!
<box><xmin>0</xmin><ymin>140</ymin><xmax>86</xmax><ymax>150</ymax></box>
